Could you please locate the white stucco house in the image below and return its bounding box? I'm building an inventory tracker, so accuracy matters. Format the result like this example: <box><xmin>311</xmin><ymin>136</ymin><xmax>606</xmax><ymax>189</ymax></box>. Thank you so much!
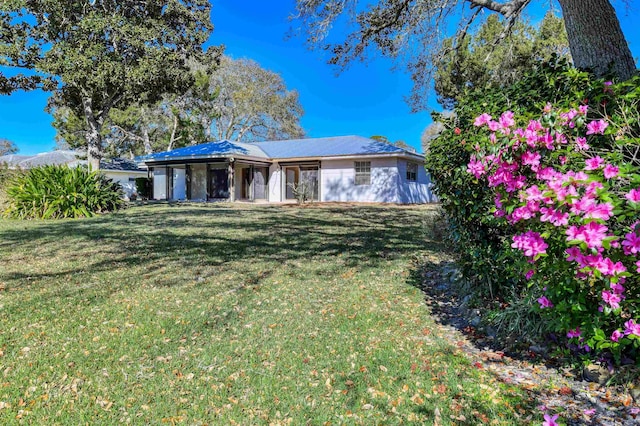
<box><xmin>137</xmin><ymin>136</ymin><xmax>436</xmax><ymax>204</ymax></box>
<box><xmin>0</xmin><ymin>150</ymin><xmax>147</xmax><ymax>199</ymax></box>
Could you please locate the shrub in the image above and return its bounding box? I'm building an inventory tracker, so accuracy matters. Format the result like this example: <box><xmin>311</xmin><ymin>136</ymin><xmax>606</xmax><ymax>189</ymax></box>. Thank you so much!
<box><xmin>287</xmin><ymin>180</ymin><xmax>316</xmax><ymax>204</ymax></box>
<box><xmin>469</xmin><ymin>102</ymin><xmax>640</xmax><ymax>363</ymax></box>
<box><xmin>426</xmin><ymin>58</ymin><xmax>640</xmax><ymax>360</ymax></box>
<box><xmin>426</xmin><ymin>58</ymin><xmax>595</xmax><ymax>300</ymax></box>
<box><xmin>3</xmin><ymin>165</ymin><xmax>124</xmax><ymax>219</ymax></box>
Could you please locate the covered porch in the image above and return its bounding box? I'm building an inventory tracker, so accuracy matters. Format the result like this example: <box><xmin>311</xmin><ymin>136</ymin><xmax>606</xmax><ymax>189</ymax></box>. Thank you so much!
<box><xmin>150</xmin><ymin>159</ymin><xmax>272</xmax><ymax>202</ymax></box>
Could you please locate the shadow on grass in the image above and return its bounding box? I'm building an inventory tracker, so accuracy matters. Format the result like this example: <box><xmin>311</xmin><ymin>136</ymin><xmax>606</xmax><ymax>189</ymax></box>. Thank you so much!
<box><xmin>0</xmin><ymin>204</ymin><xmax>441</xmax><ymax>298</ymax></box>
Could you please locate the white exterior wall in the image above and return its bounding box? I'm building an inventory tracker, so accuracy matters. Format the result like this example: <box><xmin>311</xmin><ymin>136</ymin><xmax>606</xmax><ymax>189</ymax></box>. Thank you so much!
<box><xmin>320</xmin><ymin>158</ymin><xmax>400</xmax><ymax>203</ymax></box>
<box><xmin>103</xmin><ymin>171</ymin><xmax>146</xmax><ymax>200</ymax></box>
<box><xmin>269</xmin><ymin>164</ymin><xmax>282</xmax><ymax>202</ymax></box>
<box><xmin>396</xmin><ymin>159</ymin><xmax>437</xmax><ymax>204</ymax></box>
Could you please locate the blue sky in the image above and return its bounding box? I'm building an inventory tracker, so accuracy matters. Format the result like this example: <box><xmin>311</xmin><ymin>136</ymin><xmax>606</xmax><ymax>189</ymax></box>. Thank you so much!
<box><xmin>1</xmin><ymin>0</ymin><xmax>639</xmax><ymax>155</ymax></box>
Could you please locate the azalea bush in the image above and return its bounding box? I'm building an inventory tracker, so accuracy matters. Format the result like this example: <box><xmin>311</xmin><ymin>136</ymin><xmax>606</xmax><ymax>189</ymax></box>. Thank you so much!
<box><xmin>4</xmin><ymin>165</ymin><xmax>124</xmax><ymax>219</ymax></box>
<box><xmin>468</xmin><ymin>98</ymin><xmax>640</xmax><ymax>363</ymax></box>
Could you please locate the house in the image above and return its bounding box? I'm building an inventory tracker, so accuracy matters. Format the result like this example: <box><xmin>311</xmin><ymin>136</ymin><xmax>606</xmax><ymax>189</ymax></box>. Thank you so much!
<box><xmin>0</xmin><ymin>150</ymin><xmax>148</xmax><ymax>199</ymax></box>
<box><xmin>137</xmin><ymin>136</ymin><xmax>436</xmax><ymax>204</ymax></box>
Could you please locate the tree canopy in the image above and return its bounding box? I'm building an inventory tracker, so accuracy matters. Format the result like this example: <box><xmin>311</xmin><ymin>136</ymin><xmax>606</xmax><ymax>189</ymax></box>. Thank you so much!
<box><xmin>434</xmin><ymin>12</ymin><xmax>570</xmax><ymax>109</ymax></box>
<box><xmin>293</xmin><ymin>0</ymin><xmax>636</xmax><ymax>111</ymax></box>
<box><xmin>0</xmin><ymin>0</ymin><xmax>218</xmax><ymax>169</ymax></box>
<box><xmin>53</xmin><ymin>55</ymin><xmax>305</xmax><ymax>157</ymax></box>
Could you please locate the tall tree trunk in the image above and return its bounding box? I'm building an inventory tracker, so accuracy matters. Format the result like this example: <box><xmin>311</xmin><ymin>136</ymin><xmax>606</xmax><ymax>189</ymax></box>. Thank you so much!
<box><xmin>82</xmin><ymin>97</ymin><xmax>103</xmax><ymax>171</ymax></box>
<box><xmin>557</xmin><ymin>0</ymin><xmax>636</xmax><ymax>81</ymax></box>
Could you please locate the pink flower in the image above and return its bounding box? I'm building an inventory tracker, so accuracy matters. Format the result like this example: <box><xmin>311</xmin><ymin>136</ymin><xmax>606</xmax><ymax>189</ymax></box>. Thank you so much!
<box><xmin>566</xmin><ymin>222</ymin><xmax>609</xmax><ymax>249</ymax></box>
<box><xmin>473</xmin><ymin>113</ymin><xmax>492</xmax><ymax>127</ymax></box>
<box><xmin>579</xmin><ymin>105</ymin><xmax>589</xmax><ymax>115</ymax></box>
<box><xmin>603</xmin><ymin>164</ymin><xmax>619</xmax><ymax>179</ymax></box>
<box><xmin>543</xmin><ymin>413</ymin><xmax>559</xmax><ymax>426</ymax></box>
<box><xmin>625</xmin><ymin>188</ymin><xmax>640</xmax><ymax>203</ymax></box>
<box><xmin>467</xmin><ymin>156</ymin><xmax>485</xmax><ymax>179</ymax></box>
<box><xmin>622</xmin><ymin>230</ymin><xmax>640</xmax><ymax>255</ymax></box>
<box><xmin>543</xmin><ymin>103</ymin><xmax>552</xmax><ymax>113</ymax></box>
<box><xmin>521</xmin><ymin>151</ymin><xmax>541</xmax><ymax>169</ymax></box>
<box><xmin>636</xmin><ymin>260</ymin><xmax>640</xmax><ymax>273</ymax></box>
<box><xmin>624</xmin><ymin>319</ymin><xmax>640</xmax><ymax>336</ymax></box>
<box><xmin>583</xmin><ymin>202</ymin><xmax>614</xmax><ymax>221</ymax></box>
<box><xmin>538</xmin><ymin>296</ymin><xmax>554</xmax><ymax>309</ymax></box>
<box><xmin>586</xmin><ymin>119</ymin><xmax>609</xmax><ymax>135</ymax></box>
<box><xmin>487</xmin><ymin>120</ymin><xmax>501</xmax><ymax>132</ymax></box>
<box><xmin>611</xmin><ymin>330</ymin><xmax>623</xmax><ymax>342</ymax></box>
<box><xmin>611</xmin><ymin>282</ymin><xmax>626</xmax><ymax>294</ymax></box>
<box><xmin>499</xmin><ymin>111</ymin><xmax>515</xmax><ymax>128</ymax></box>
<box><xmin>525</xmin><ymin>270</ymin><xmax>535</xmax><ymax>280</ymax></box>
<box><xmin>585</xmin><ymin>156</ymin><xmax>605</xmax><ymax>170</ymax></box>
<box><xmin>595</xmin><ymin>257</ymin><xmax>626</xmax><ymax>277</ymax></box>
<box><xmin>567</xmin><ymin>328</ymin><xmax>581</xmax><ymax>338</ymax></box>
<box><xmin>512</xmin><ymin>231</ymin><xmax>548</xmax><ymax>258</ymax></box>
<box><xmin>602</xmin><ymin>290</ymin><xmax>623</xmax><ymax>309</ymax></box>
<box><xmin>575</xmin><ymin>137</ymin><xmax>590</xmax><ymax>151</ymax></box>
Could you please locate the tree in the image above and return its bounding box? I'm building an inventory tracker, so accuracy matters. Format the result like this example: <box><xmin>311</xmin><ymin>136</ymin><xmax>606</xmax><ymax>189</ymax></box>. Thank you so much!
<box><xmin>434</xmin><ymin>12</ymin><xmax>570</xmax><ymax>109</ymax></box>
<box><xmin>0</xmin><ymin>138</ymin><xmax>18</xmax><ymax>156</ymax></box>
<box><xmin>209</xmin><ymin>56</ymin><xmax>305</xmax><ymax>141</ymax></box>
<box><xmin>52</xmin><ymin>55</ymin><xmax>305</xmax><ymax>157</ymax></box>
<box><xmin>1</xmin><ymin>1</ymin><xmax>218</xmax><ymax>169</ymax></box>
<box><xmin>293</xmin><ymin>0</ymin><xmax>637</xmax><ymax>111</ymax></box>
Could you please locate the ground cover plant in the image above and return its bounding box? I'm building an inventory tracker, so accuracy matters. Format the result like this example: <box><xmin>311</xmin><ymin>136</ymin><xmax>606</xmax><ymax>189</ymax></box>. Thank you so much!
<box><xmin>0</xmin><ymin>204</ymin><xmax>537</xmax><ymax>424</ymax></box>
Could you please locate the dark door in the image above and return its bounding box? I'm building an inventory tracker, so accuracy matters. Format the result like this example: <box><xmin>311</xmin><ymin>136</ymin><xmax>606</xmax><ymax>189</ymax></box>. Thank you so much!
<box><xmin>241</xmin><ymin>168</ymin><xmax>252</xmax><ymax>199</ymax></box>
<box><xmin>210</xmin><ymin>168</ymin><xmax>229</xmax><ymax>199</ymax></box>
<box><xmin>254</xmin><ymin>167</ymin><xmax>268</xmax><ymax>200</ymax></box>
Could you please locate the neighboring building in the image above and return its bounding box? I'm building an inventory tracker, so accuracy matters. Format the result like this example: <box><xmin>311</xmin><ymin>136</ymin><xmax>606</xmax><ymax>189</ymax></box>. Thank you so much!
<box><xmin>137</xmin><ymin>136</ymin><xmax>436</xmax><ymax>204</ymax></box>
<box><xmin>0</xmin><ymin>150</ymin><xmax>147</xmax><ymax>199</ymax></box>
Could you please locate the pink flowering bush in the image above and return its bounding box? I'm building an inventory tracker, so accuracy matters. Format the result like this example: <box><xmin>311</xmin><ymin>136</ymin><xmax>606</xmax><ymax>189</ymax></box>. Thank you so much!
<box><xmin>468</xmin><ymin>104</ymin><xmax>640</xmax><ymax>362</ymax></box>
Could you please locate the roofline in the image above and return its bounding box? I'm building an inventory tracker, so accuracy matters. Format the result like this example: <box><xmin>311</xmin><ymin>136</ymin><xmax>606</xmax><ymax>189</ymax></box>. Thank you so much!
<box><xmin>271</xmin><ymin>152</ymin><xmax>425</xmax><ymax>163</ymax></box>
<box><xmin>138</xmin><ymin>153</ymin><xmax>270</xmax><ymax>165</ymax></box>
<box><xmin>139</xmin><ymin>151</ymin><xmax>425</xmax><ymax>166</ymax></box>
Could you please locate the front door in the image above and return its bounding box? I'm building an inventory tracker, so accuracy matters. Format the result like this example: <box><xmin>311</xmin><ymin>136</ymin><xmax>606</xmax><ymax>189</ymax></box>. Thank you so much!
<box><xmin>210</xmin><ymin>168</ymin><xmax>229</xmax><ymax>199</ymax></box>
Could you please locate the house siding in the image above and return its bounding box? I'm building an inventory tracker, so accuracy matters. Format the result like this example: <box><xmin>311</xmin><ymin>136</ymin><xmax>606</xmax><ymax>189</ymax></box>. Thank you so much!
<box><xmin>103</xmin><ymin>170</ymin><xmax>147</xmax><ymax>200</ymax></box>
<box><xmin>320</xmin><ymin>158</ymin><xmax>401</xmax><ymax>203</ymax></box>
<box><xmin>396</xmin><ymin>159</ymin><xmax>437</xmax><ymax>204</ymax></box>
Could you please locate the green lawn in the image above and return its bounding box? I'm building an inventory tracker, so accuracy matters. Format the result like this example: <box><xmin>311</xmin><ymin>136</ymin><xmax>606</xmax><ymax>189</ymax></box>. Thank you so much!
<box><xmin>0</xmin><ymin>204</ymin><xmax>534</xmax><ymax>424</ymax></box>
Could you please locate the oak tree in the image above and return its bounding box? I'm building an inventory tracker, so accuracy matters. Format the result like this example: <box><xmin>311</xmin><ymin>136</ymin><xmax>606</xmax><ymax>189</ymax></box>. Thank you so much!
<box><xmin>294</xmin><ymin>0</ymin><xmax>636</xmax><ymax>111</ymax></box>
<box><xmin>0</xmin><ymin>0</ymin><xmax>218</xmax><ymax>169</ymax></box>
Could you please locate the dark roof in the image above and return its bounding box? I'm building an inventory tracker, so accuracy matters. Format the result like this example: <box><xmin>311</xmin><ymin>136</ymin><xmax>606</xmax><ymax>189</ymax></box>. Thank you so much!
<box><xmin>137</xmin><ymin>136</ymin><xmax>421</xmax><ymax>164</ymax></box>
<box><xmin>99</xmin><ymin>157</ymin><xmax>146</xmax><ymax>172</ymax></box>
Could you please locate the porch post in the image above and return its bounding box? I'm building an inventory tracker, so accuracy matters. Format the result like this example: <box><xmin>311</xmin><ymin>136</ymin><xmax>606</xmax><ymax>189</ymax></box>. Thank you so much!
<box><xmin>185</xmin><ymin>165</ymin><xmax>192</xmax><ymax>200</ymax></box>
<box><xmin>206</xmin><ymin>164</ymin><xmax>211</xmax><ymax>201</ymax></box>
<box><xmin>228</xmin><ymin>159</ymin><xmax>235</xmax><ymax>202</ymax></box>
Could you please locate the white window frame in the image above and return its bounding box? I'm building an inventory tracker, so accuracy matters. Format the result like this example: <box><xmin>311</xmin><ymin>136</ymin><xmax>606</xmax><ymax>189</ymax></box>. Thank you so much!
<box><xmin>406</xmin><ymin>162</ymin><xmax>418</xmax><ymax>182</ymax></box>
<box><xmin>354</xmin><ymin>161</ymin><xmax>371</xmax><ymax>186</ymax></box>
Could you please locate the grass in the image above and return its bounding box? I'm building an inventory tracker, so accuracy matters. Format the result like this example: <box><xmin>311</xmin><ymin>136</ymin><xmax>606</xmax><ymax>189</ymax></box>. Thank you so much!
<box><xmin>0</xmin><ymin>203</ymin><xmax>536</xmax><ymax>424</ymax></box>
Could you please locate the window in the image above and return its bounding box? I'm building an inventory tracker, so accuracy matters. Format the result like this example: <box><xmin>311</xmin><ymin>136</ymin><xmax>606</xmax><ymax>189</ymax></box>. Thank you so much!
<box><xmin>406</xmin><ymin>162</ymin><xmax>418</xmax><ymax>181</ymax></box>
<box><xmin>354</xmin><ymin>161</ymin><xmax>371</xmax><ymax>185</ymax></box>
